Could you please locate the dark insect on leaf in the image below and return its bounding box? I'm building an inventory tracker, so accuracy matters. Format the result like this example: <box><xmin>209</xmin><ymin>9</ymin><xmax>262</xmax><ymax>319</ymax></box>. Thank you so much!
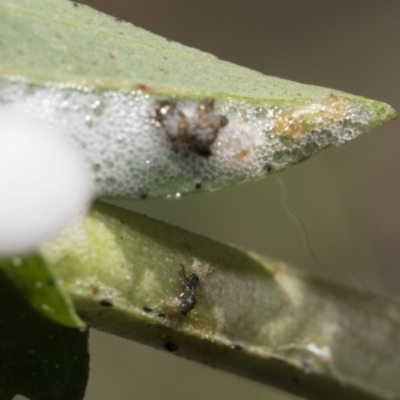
<box><xmin>178</xmin><ymin>265</ymin><xmax>199</xmax><ymax>316</ymax></box>
<box><xmin>154</xmin><ymin>98</ymin><xmax>228</xmax><ymax>157</ymax></box>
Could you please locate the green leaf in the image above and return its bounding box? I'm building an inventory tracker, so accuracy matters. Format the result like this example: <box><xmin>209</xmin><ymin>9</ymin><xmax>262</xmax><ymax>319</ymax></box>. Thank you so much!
<box><xmin>0</xmin><ymin>268</ymin><xmax>89</xmax><ymax>400</ymax></box>
<box><xmin>0</xmin><ymin>0</ymin><xmax>396</xmax><ymax>199</ymax></box>
<box><xmin>0</xmin><ymin>0</ymin><xmax>394</xmax><ymax>108</ymax></box>
<box><xmin>0</xmin><ymin>254</ymin><xmax>84</xmax><ymax>328</ymax></box>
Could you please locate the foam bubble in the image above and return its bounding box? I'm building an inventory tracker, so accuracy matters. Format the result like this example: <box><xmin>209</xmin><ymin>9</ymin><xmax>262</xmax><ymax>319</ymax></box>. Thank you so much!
<box><xmin>0</xmin><ymin>105</ymin><xmax>92</xmax><ymax>257</ymax></box>
<box><xmin>0</xmin><ymin>79</ymin><xmax>377</xmax><ymax>200</ymax></box>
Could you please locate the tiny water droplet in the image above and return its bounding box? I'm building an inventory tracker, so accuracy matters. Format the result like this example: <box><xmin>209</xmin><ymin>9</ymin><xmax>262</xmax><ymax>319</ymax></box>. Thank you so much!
<box><xmin>91</xmin><ymin>100</ymin><xmax>100</xmax><ymax>109</ymax></box>
<box><xmin>84</xmin><ymin>115</ymin><xmax>92</xmax><ymax>126</ymax></box>
<box><xmin>12</xmin><ymin>257</ymin><xmax>22</xmax><ymax>266</ymax></box>
<box><xmin>91</xmin><ymin>99</ymin><xmax>103</xmax><ymax>115</ymax></box>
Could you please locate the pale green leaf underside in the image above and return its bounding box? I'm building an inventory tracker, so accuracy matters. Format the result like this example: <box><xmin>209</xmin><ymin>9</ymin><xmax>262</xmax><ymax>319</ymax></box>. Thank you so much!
<box><xmin>0</xmin><ymin>0</ymin><xmax>396</xmax><ymax>200</ymax></box>
<box><xmin>42</xmin><ymin>201</ymin><xmax>400</xmax><ymax>400</ymax></box>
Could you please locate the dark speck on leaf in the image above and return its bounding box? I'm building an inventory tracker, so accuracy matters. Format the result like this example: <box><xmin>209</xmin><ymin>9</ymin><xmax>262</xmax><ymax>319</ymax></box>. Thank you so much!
<box><xmin>232</xmin><ymin>344</ymin><xmax>243</xmax><ymax>350</ymax></box>
<box><xmin>99</xmin><ymin>299</ymin><xmax>113</xmax><ymax>307</ymax></box>
<box><xmin>264</xmin><ymin>163</ymin><xmax>272</xmax><ymax>172</ymax></box>
<box><xmin>141</xmin><ymin>193</ymin><xmax>148</xmax><ymax>199</ymax></box>
<box><xmin>115</xmin><ymin>18</ymin><xmax>122</xmax><ymax>23</ymax></box>
<box><xmin>73</xmin><ymin>2</ymin><xmax>78</xmax><ymax>7</ymax></box>
<box><xmin>137</xmin><ymin>83</ymin><xmax>151</xmax><ymax>91</ymax></box>
<box><xmin>166</xmin><ymin>38</ymin><xmax>172</xmax><ymax>42</ymax></box>
<box><xmin>156</xmin><ymin>312</ymin><xmax>166</xmax><ymax>319</ymax></box>
<box><xmin>164</xmin><ymin>342</ymin><xmax>178</xmax><ymax>352</ymax></box>
<box><xmin>195</xmin><ymin>182</ymin><xmax>202</xmax><ymax>189</ymax></box>
<box><xmin>47</xmin><ymin>278</ymin><xmax>55</xmax><ymax>286</ymax></box>
<box><xmin>143</xmin><ymin>306</ymin><xmax>153</xmax><ymax>313</ymax></box>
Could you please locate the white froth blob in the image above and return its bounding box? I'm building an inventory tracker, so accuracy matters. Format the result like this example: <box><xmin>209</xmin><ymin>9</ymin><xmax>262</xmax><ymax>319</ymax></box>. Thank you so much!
<box><xmin>0</xmin><ymin>106</ymin><xmax>93</xmax><ymax>257</ymax></box>
<box><xmin>0</xmin><ymin>80</ymin><xmax>381</xmax><ymax>199</ymax></box>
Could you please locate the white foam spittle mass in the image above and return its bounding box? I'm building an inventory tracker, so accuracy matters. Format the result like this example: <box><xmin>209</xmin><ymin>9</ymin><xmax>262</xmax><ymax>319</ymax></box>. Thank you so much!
<box><xmin>0</xmin><ymin>105</ymin><xmax>92</xmax><ymax>257</ymax></box>
<box><xmin>0</xmin><ymin>79</ymin><xmax>379</xmax><ymax>200</ymax></box>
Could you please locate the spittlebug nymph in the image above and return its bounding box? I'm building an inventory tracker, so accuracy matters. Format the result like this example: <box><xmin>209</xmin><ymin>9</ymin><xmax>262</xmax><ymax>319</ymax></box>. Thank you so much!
<box><xmin>178</xmin><ymin>264</ymin><xmax>199</xmax><ymax>316</ymax></box>
<box><xmin>154</xmin><ymin>98</ymin><xmax>229</xmax><ymax>157</ymax></box>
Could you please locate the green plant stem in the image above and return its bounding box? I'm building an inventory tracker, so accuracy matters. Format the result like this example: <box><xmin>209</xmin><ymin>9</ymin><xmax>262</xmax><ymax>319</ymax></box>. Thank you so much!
<box><xmin>42</xmin><ymin>201</ymin><xmax>400</xmax><ymax>400</ymax></box>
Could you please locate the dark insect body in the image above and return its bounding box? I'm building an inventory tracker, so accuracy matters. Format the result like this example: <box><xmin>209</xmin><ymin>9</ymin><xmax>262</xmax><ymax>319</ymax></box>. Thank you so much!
<box><xmin>154</xmin><ymin>98</ymin><xmax>228</xmax><ymax>157</ymax></box>
<box><xmin>178</xmin><ymin>265</ymin><xmax>199</xmax><ymax>316</ymax></box>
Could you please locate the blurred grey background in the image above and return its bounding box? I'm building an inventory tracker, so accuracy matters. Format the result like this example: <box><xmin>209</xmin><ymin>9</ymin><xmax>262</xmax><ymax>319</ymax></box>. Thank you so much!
<box><xmin>18</xmin><ymin>1</ymin><xmax>400</xmax><ymax>399</ymax></box>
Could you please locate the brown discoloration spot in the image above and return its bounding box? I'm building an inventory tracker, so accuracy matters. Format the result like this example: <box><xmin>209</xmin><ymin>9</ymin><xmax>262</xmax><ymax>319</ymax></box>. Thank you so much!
<box><xmin>91</xmin><ymin>286</ymin><xmax>99</xmax><ymax>296</ymax></box>
<box><xmin>136</xmin><ymin>83</ymin><xmax>151</xmax><ymax>92</ymax></box>
<box><xmin>109</xmin><ymin>52</ymin><xmax>116</xmax><ymax>60</ymax></box>
<box><xmin>154</xmin><ymin>98</ymin><xmax>228</xmax><ymax>156</ymax></box>
<box><xmin>274</xmin><ymin>95</ymin><xmax>350</xmax><ymax>137</ymax></box>
<box><xmin>232</xmin><ymin>147</ymin><xmax>254</xmax><ymax>163</ymax></box>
